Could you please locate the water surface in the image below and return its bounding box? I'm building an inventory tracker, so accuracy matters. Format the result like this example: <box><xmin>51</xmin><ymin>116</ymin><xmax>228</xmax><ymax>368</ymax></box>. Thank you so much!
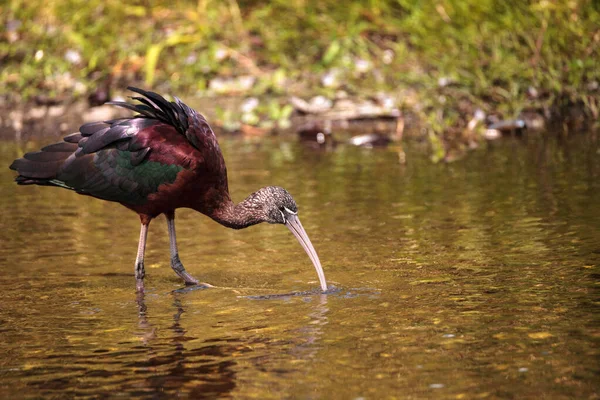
<box><xmin>0</xmin><ymin>133</ymin><xmax>598</xmax><ymax>399</ymax></box>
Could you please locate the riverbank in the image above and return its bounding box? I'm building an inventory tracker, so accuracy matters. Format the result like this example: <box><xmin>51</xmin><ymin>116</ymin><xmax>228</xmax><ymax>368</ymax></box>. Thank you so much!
<box><xmin>1</xmin><ymin>1</ymin><xmax>598</xmax><ymax>159</ymax></box>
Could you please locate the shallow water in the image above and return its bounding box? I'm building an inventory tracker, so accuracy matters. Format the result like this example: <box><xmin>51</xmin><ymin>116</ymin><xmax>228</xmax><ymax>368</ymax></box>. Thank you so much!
<box><xmin>0</xmin><ymin>133</ymin><xmax>599</xmax><ymax>399</ymax></box>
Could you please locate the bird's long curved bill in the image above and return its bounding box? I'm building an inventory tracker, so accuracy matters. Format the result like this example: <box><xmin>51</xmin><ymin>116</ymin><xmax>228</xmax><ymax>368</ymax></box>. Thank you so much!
<box><xmin>285</xmin><ymin>215</ymin><xmax>328</xmax><ymax>292</ymax></box>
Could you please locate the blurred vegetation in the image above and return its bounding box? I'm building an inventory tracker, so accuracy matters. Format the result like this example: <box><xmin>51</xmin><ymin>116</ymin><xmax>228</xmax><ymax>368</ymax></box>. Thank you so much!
<box><xmin>1</xmin><ymin>0</ymin><xmax>599</xmax><ymax>139</ymax></box>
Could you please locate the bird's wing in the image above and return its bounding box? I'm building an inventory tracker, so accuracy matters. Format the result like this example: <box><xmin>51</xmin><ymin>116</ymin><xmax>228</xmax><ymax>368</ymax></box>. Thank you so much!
<box><xmin>11</xmin><ymin>87</ymin><xmax>222</xmax><ymax>206</ymax></box>
<box><xmin>108</xmin><ymin>87</ymin><xmax>218</xmax><ymax>152</ymax></box>
<box><xmin>10</xmin><ymin>117</ymin><xmax>185</xmax><ymax>205</ymax></box>
<box><xmin>60</xmin><ymin>117</ymin><xmax>189</xmax><ymax>204</ymax></box>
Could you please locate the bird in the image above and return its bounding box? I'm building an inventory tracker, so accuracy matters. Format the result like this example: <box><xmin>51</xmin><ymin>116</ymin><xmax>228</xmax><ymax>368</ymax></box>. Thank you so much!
<box><xmin>10</xmin><ymin>87</ymin><xmax>328</xmax><ymax>293</ymax></box>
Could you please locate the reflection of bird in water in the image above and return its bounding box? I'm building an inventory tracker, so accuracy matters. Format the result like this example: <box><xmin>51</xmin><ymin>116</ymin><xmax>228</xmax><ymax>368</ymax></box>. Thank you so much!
<box><xmin>131</xmin><ymin>292</ymin><xmax>239</xmax><ymax>397</ymax></box>
<box><xmin>136</xmin><ymin>292</ymin><xmax>157</xmax><ymax>345</ymax></box>
<box><xmin>131</xmin><ymin>290</ymin><xmax>330</xmax><ymax>397</ymax></box>
<box><xmin>290</xmin><ymin>294</ymin><xmax>329</xmax><ymax>360</ymax></box>
<box><xmin>10</xmin><ymin>87</ymin><xmax>328</xmax><ymax>293</ymax></box>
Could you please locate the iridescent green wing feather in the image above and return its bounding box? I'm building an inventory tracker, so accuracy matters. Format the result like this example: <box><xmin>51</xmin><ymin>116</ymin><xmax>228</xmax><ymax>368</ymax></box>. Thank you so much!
<box><xmin>58</xmin><ymin>121</ymin><xmax>184</xmax><ymax>205</ymax></box>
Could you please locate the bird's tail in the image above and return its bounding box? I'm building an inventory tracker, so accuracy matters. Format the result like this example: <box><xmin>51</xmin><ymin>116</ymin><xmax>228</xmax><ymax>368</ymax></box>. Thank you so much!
<box><xmin>10</xmin><ymin>141</ymin><xmax>77</xmax><ymax>187</ymax></box>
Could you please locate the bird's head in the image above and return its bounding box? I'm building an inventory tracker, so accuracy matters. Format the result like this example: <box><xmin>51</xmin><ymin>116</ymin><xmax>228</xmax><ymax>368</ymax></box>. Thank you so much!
<box><xmin>254</xmin><ymin>186</ymin><xmax>298</xmax><ymax>225</ymax></box>
<box><xmin>250</xmin><ymin>186</ymin><xmax>328</xmax><ymax>291</ymax></box>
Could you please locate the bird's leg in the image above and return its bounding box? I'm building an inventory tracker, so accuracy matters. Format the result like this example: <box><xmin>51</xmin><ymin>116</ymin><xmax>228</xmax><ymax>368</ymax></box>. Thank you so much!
<box><xmin>135</xmin><ymin>219</ymin><xmax>150</xmax><ymax>292</ymax></box>
<box><xmin>166</xmin><ymin>211</ymin><xmax>200</xmax><ymax>285</ymax></box>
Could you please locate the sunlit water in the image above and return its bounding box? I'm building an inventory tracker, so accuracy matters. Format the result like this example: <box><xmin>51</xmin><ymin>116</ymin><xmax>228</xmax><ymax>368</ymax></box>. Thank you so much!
<box><xmin>0</xmin><ymin>133</ymin><xmax>598</xmax><ymax>399</ymax></box>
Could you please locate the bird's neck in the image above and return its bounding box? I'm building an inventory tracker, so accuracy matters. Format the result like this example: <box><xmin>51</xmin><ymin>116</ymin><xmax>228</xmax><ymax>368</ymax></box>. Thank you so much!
<box><xmin>210</xmin><ymin>195</ymin><xmax>264</xmax><ymax>230</ymax></box>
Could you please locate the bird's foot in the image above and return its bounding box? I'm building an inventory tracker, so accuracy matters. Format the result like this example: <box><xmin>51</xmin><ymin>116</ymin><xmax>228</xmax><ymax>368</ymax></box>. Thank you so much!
<box><xmin>180</xmin><ymin>271</ymin><xmax>199</xmax><ymax>286</ymax></box>
<box><xmin>171</xmin><ymin>256</ymin><xmax>200</xmax><ymax>286</ymax></box>
<box><xmin>175</xmin><ymin>269</ymin><xmax>215</xmax><ymax>289</ymax></box>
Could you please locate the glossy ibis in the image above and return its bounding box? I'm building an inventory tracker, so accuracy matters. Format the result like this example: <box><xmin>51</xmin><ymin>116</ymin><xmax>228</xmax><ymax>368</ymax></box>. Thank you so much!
<box><xmin>10</xmin><ymin>87</ymin><xmax>328</xmax><ymax>292</ymax></box>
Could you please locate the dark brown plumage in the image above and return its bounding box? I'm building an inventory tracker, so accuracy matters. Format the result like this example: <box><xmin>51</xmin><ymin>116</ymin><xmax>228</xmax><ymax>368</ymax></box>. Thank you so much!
<box><xmin>10</xmin><ymin>87</ymin><xmax>328</xmax><ymax>292</ymax></box>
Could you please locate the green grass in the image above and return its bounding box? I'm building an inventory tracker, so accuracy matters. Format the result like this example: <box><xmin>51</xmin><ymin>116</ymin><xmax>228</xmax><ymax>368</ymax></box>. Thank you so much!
<box><xmin>2</xmin><ymin>0</ymin><xmax>598</xmax><ymax>142</ymax></box>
